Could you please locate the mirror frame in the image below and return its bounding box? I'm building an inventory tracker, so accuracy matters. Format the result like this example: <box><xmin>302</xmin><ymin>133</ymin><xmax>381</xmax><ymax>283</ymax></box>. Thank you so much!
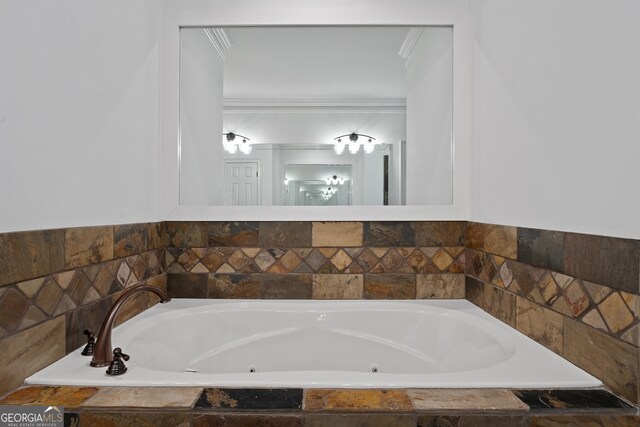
<box><xmin>161</xmin><ymin>0</ymin><xmax>471</xmax><ymax>221</ymax></box>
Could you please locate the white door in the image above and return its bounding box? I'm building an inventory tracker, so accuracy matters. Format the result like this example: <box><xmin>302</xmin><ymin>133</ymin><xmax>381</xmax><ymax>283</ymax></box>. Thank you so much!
<box><xmin>224</xmin><ymin>161</ymin><xmax>259</xmax><ymax>205</ymax></box>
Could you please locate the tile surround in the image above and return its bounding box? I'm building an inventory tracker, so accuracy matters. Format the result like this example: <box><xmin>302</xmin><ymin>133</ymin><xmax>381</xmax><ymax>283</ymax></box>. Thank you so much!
<box><xmin>1</xmin><ymin>219</ymin><xmax>639</xmax><ymax>412</ymax></box>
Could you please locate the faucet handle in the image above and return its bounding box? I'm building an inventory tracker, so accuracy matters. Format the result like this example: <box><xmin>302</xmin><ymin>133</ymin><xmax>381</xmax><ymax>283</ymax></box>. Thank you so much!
<box><xmin>81</xmin><ymin>329</ymin><xmax>95</xmax><ymax>356</ymax></box>
<box><xmin>114</xmin><ymin>347</ymin><xmax>130</xmax><ymax>361</ymax></box>
<box><xmin>106</xmin><ymin>347</ymin><xmax>129</xmax><ymax>376</ymax></box>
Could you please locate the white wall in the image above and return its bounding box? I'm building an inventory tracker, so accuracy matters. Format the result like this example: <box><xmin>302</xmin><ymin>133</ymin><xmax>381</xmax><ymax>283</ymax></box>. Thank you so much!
<box><xmin>0</xmin><ymin>0</ymin><xmax>162</xmax><ymax>232</ymax></box>
<box><xmin>179</xmin><ymin>29</ymin><xmax>224</xmax><ymax>205</ymax></box>
<box><xmin>406</xmin><ymin>27</ymin><xmax>453</xmax><ymax>205</ymax></box>
<box><xmin>471</xmin><ymin>0</ymin><xmax>640</xmax><ymax>239</ymax></box>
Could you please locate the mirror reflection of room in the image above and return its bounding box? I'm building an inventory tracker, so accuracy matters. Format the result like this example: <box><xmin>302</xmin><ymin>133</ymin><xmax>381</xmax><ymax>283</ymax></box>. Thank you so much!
<box><xmin>179</xmin><ymin>26</ymin><xmax>452</xmax><ymax>206</ymax></box>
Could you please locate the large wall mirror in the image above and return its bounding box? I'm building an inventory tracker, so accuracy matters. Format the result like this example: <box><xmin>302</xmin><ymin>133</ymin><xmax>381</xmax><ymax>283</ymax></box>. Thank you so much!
<box><xmin>179</xmin><ymin>26</ymin><xmax>453</xmax><ymax>207</ymax></box>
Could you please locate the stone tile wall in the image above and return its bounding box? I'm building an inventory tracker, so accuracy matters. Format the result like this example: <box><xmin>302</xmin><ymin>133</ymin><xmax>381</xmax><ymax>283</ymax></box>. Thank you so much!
<box><xmin>0</xmin><ymin>223</ymin><xmax>167</xmax><ymax>395</ymax></box>
<box><xmin>1</xmin><ymin>219</ymin><xmax>639</xmax><ymax>409</ymax></box>
<box><xmin>465</xmin><ymin>222</ymin><xmax>640</xmax><ymax>404</ymax></box>
<box><xmin>1</xmin><ymin>385</ymin><xmax>636</xmax><ymax>426</ymax></box>
<box><xmin>164</xmin><ymin>221</ymin><xmax>466</xmax><ymax>300</ymax></box>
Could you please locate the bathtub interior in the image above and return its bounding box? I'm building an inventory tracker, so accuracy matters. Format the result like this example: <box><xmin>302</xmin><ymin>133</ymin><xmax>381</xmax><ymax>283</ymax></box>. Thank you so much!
<box><xmin>25</xmin><ymin>299</ymin><xmax>602</xmax><ymax>389</ymax></box>
<box><xmin>122</xmin><ymin>301</ymin><xmax>516</xmax><ymax>375</ymax></box>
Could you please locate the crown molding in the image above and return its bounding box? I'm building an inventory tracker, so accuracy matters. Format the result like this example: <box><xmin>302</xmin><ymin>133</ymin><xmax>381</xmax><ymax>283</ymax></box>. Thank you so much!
<box><xmin>398</xmin><ymin>27</ymin><xmax>425</xmax><ymax>68</ymax></box>
<box><xmin>204</xmin><ymin>28</ymin><xmax>231</xmax><ymax>59</ymax></box>
<box><xmin>223</xmin><ymin>97</ymin><xmax>406</xmax><ymax>114</ymax></box>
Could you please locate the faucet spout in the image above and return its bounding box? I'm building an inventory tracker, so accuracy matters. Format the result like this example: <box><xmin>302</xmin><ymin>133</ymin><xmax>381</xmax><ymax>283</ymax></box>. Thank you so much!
<box><xmin>90</xmin><ymin>284</ymin><xmax>171</xmax><ymax>367</ymax></box>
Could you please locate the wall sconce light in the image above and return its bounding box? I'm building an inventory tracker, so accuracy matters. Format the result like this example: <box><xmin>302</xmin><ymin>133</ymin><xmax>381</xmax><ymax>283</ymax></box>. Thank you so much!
<box><xmin>333</xmin><ymin>132</ymin><xmax>377</xmax><ymax>155</ymax></box>
<box><xmin>223</xmin><ymin>132</ymin><xmax>252</xmax><ymax>155</ymax></box>
<box><xmin>325</xmin><ymin>175</ymin><xmax>345</xmax><ymax>185</ymax></box>
<box><xmin>284</xmin><ymin>177</ymin><xmax>290</xmax><ymax>185</ymax></box>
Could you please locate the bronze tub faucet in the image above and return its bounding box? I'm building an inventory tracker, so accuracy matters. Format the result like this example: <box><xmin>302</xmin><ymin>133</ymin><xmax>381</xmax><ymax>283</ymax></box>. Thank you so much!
<box><xmin>89</xmin><ymin>284</ymin><xmax>171</xmax><ymax>367</ymax></box>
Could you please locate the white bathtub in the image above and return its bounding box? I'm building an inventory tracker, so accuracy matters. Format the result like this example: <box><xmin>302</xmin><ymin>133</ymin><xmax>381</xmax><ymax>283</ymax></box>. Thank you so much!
<box><xmin>27</xmin><ymin>299</ymin><xmax>601</xmax><ymax>389</ymax></box>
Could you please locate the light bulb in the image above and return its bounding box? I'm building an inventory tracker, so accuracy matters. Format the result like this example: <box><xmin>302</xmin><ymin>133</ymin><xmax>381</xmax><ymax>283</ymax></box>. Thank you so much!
<box><xmin>334</xmin><ymin>139</ymin><xmax>345</xmax><ymax>155</ymax></box>
<box><xmin>227</xmin><ymin>143</ymin><xmax>238</xmax><ymax>154</ymax></box>
<box><xmin>239</xmin><ymin>142</ymin><xmax>252</xmax><ymax>155</ymax></box>
<box><xmin>348</xmin><ymin>142</ymin><xmax>360</xmax><ymax>154</ymax></box>
<box><xmin>324</xmin><ymin>177</ymin><xmax>331</xmax><ymax>185</ymax></box>
<box><xmin>363</xmin><ymin>140</ymin><xmax>375</xmax><ymax>154</ymax></box>
<box><xmin>284</xmin><ymin>177</ymin><xmax>289</xmax><ymax>185</ymax></box>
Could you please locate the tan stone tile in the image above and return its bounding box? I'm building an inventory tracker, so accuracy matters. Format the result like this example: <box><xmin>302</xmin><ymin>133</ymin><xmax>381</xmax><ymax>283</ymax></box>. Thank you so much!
<box><xmin>563</xmin><ymin>280</ymin><xmax>590</xmax><ymax>317</ymax></box>
<box><xmin>201</xmin><ymin>249</ymin><xmax>225</xmax><ymax>272</ymax></box>
<box><xmin>228</xmin><ymin>250</ymin><xmax>252</xmax><ymax>271</ymax></box>
<box><xmin>364</xmin><ymin>274</ymin><xmax>416</xmax><ymax>299</ymax></box>
<box><xmin>415</xmin><ymin>221</ymin><xmax>465</xmax><ymax>246</ymax></box>
<box><xmin>538</xmin><ymin>273</ymin><xmax>559</xmax><ymax>303</ymax></box>
<box><xmin>16</xmin><ymin>277</ymin><xmax>45</xmax><ymax>298</ymax></box>
<box><xmin>620</xmin><ymin>324</ymin><xmax>639</xmax><ymax>346</ymax></box>
<box><xmin>499</xmin><ymin>263</ymin><xmax>513</xmax><ymax>287</ymax></box>
<box><xmin>564</xmin><ymin>317</ymin><xmax>639</xmax><ymax>403</ymax></box>
<box><xmin>241</xmin><ymin>247</ymin><xmax>261</xmax><ymax>258</ymax></box>
<box><xmin>313</xmin><ymin>274</ymin><xmax>363</xmax><ymax>299</ymax></box>
<box><xmin>466</xmin><ymin>223</ymin><xmax>517</xmax><ymax>259</ymax></box>
<box><xmin>280</xmin><ymin>251</ymin><xmax>302</xmax><ymax>272</ymax></box>
<box><xmin>0</xmin><ymin>316</ymin><xmax>65</xmax><ymax>396</ymax></box>
<box><xmin>267</xmin><ymin>261</ymin><xmax>288</xmax><ymax>273</ymax></box>
<box><xmin>407</xmin><ymin>388</ymin><xmax>528</xmax><ymax>411</ymax></box>
<box><xmin>53</xmin><ymin>294</ymin><xmax>77</xmax><ymax>317</ymax></box>
<box><xmin>304</xmin><ymin>389</ymin><xmax>413</xmax><ymax>412</ymax></box>
<box><xmin>191</xmin><ymin>262</ymin><xmax>210</xmax><ymax>273</ymax></box>
<box><xmin>370</xmin><ymin>248</ymin><xmax>389</xmax><ymax>258</ymax></box>
<box><xmin>551</xmin><ymin>295</ymin><xmax>573</xmax><ymax>316</ymax></box>
<box><xmin>312</xmin><ymin>222</ymin><xmax>363</xmax><ymax>247</ymax></box>
<box><xmin>380</xmin><ymin>249</ymin><xmax>404</xmax><ymax>272</ymax></box>
<box><xmin>484</xmin><ymin>284</ymin><xmax>516</xmax><ymax>327</ymax></box>
<box><xmin>0</xmin><ymin>386</ymin><xmax>98</xmax><ymax>407</ymax></box>
<box><xmin>516</xmin><ymin>297</ymin><xmax>563</xmax><ymax>354</ymax></box>
<box><xmin>330</xmin><ymin>250</ymin><xmax>352</xmax><ymax>272</ymax></box>
<box><xmin>432</xmin><ymin>249</ymin><xmax>454</xmax><ymax>271</ymax></box>
<box><xmin>621</xmin><ymin>292</ymin><xmax>639</xmax><ymax>317</ymax></box>
<box><xmin>599</xmin><ymin>292</ymin><xmax>635</xmax><ymax>333</ymax></box>
<box><xmin>583</xmin><ymin>281</ymin><xmax>613</xmax><ymax>304</ymax></box>
<box><xmin>581</xmin><ymin>308</ymin><xmax>609</xmax><ymax>333</ymax></box>
<box><xmin>551</xmin><ymin>272</ymin><xmax>574</xmax><ymax>289</ymax></box>
<box><xmin>82</xmin><ymin>387</ymin><xmax>202</xmax><ymax>408</ymax></box>
<box><xmin>216</xmin><ymin>263</ymin><xmax>236</xmax><ymax>273</ymax></box>
<box><xmin>65</xmin><ymin>226</ymin><xmax>114</xmax><ymax>269</ymax></box>
<box><xmin>17</xmin><ymin>306</ymin><xmax>48</xmax><ymax>330</ymax></box>
<box><xmin>416</xmin><ymin>274</ymin><xmax>465</xmax><ymax>299</ymax></box>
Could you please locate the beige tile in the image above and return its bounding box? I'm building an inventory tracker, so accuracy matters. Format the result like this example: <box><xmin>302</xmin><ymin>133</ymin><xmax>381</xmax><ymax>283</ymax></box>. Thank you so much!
<box><xmin>0</xmin><ymin>316</ymin><xmax>65</xmax><ymax>396</ymax></box>
<box><xmin>312</xmin><ymin>222</ymin><xmax>363</xmax><ymax>247</ymax></box>
<box><xmin>599</xmin><ymin>292</ymin><xmax>635</xmax><ymax>333</ymax></box>
<box><xmin>304</xmin><ymin>389</ymin><xmax>413</xmax><ymax>412</ymax></box>
<box><xmin>407</xmin><ymin>389</ymin><xmax>528</xmax><ymax>411</ymax></box>
<box><xmin>65</xmin><ymin>226</ymin><xmax>114</xmax><ymax>269</ymax></box>
<box><xmin>82</xmin><ymin>387</ymin><xmax>202</xmax><ymax>408</ymax></box>
<box><xmin>416</xmin><ymin>274</ymin><xmax>465</xmax><ymax>299</ymax></box>
<box><xmin>564</xmin><ymin>317</ymin><xmax>639</xmax><ymax>403</ymax></box>
<box><xmin>313</xmin><ymin>274</ymin><xmax>363</xmax><ymax>299</ymax></box>
<box><xmin>16</xmin><ymin>277</ymin><xmax>45</xmax><ymax>298</ymax></box>
<box><xmin>515</xmin><ymin>297</ymin><xmax>563</xmax><ymax>354</ymax></box>
<box><xmin>484</xmin><ymin>283</ymin><xmax>516</xmax><ymax>327</ymax></box>
<box><xmin>466</xmin><ymin>223</ymin><xmax>517</xmax><ymax>259</ymax></box>
<box><xmin>0</xmin><ymin>386</ymin><xmax>98</xmax><ymax>407</ymax></box>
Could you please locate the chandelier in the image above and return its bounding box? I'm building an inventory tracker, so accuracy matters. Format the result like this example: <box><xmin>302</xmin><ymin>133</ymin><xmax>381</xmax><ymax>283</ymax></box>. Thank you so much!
<box><xmin>222</xmin><ymin>132</ymin><xmax>252</xmax><ymax>155</ymax></box>
<box><xmin>325</xmin><ymin>175</ymin><xmax>345</xmax><ymax>185</ymax></box>
<box><xmin>333</xmin><ymin>132</ymin><xmax>377</xmax><ymax>155</ymax></box>
<box><xmin>322</xmin><ymin>187</ymin><xmax>338</xmax><ymax>200</ymax></box>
